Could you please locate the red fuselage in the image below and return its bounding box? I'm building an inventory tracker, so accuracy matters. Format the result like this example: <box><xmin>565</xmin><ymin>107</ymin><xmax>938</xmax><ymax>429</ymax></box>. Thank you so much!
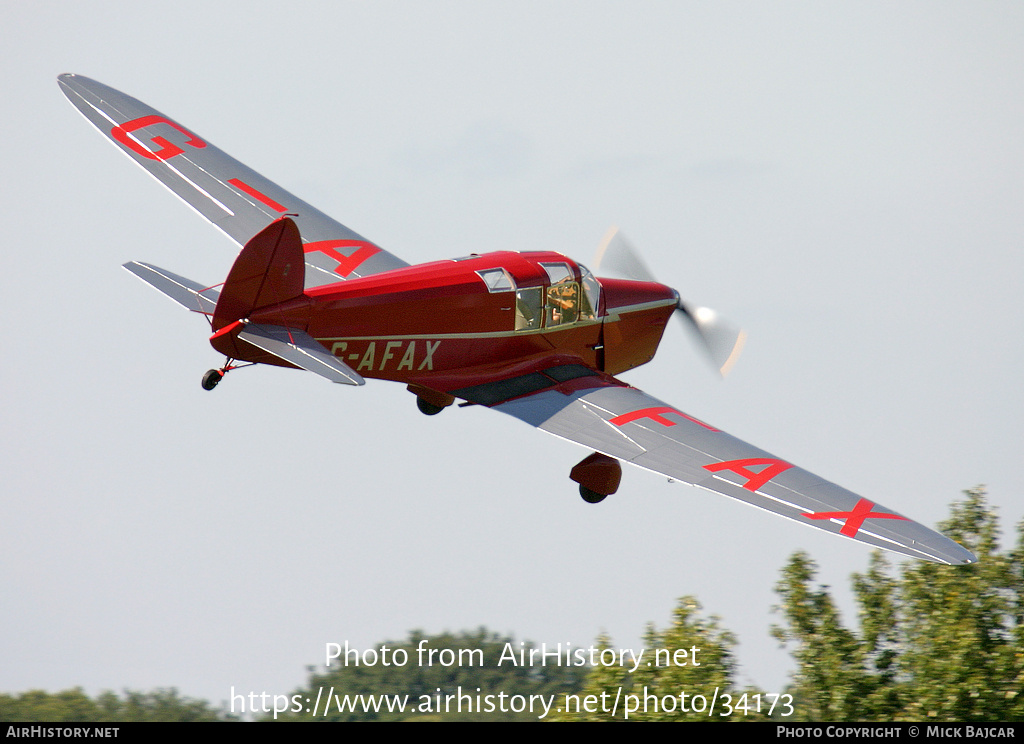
<box><xmin>221</xmin><ymin>250</ymin><xmax>678</xmax><ymax>398</ymax></box>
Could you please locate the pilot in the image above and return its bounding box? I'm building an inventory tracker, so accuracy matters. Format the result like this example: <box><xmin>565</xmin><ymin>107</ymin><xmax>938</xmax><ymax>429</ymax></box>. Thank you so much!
<box><xmin>547</xmin><ymin>282</ymin><xmax>578</xmax><ymax>325</ymax></box>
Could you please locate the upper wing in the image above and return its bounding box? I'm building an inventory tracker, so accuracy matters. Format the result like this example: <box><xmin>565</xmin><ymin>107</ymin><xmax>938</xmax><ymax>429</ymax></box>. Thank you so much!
<box><xmin>58</xmin><ymin>74</ymin><xmax>409</xmax><ymax>289</ymax></box>
<box><xmin>494</xmin><ymin>382</ymin><xmax>976</xmax><ymax>565</ymax></box>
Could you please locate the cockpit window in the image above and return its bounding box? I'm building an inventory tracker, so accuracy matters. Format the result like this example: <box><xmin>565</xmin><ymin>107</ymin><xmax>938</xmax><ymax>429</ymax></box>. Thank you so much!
<box><xmin>511</xmin><ymin>261</ymin><xmax>599</xmax><ymax>331</ymax></box>
<box><xmin>476</xmin><ymin>268</ymin><xmax>515</xmax><ymax>293</ymax></box>
<box><xmin>545</xmin><ymin>281</ymin><xmax>580</xmax><ymax>327</ymax></box>
<box><xmin>515</xmin><ymin>287</ymin><xmax>543</xmax><ymax>330</ymax></box>
<box><xmin>540</xmin><ymin>262</ymin><xmax>572</xmax><ymax>285</ymax></box>
<box><xmin>578</xmin><ymin>264</ymin><xmax>601</xmax><ymax>320</ymax></box>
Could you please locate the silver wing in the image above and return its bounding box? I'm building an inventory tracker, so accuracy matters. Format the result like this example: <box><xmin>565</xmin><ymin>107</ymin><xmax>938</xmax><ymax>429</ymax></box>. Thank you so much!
<box><xmin>495</xmin><ymin>383</ymin><xmax>976</xmax><ymax>565</ymax></box>
<box><xmin>58</xmin><ymin>74</ymin><xmax>408</xmax><ymax>289</ymax></box>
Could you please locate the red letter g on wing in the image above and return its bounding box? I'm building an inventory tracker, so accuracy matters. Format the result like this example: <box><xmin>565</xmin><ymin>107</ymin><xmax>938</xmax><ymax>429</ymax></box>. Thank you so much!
<box><xmin>111</xmin><ymin>115</ymin><xmax>206</xmax><ymax>161</ymax></box>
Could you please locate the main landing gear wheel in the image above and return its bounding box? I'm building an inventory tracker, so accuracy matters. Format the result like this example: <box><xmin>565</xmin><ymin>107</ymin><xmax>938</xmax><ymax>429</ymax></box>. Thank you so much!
<box><xmin>201</xmin><ymin>369</ymin><xmax>224</xmax><ymax>391</ymax></box>
<box><xmin>416</xmin><ymin>397</ymin><xmax>445</xmax><ymax>416</ymax></box>
<box><xmin>579</xmin><ymin>485</ymin><xmax>608</xmax><ymax>504</ymax></box>
<box><xmin>571</xmin><ymin>452</ymin><xmax>621</xmax><ymax>504</ymax></box>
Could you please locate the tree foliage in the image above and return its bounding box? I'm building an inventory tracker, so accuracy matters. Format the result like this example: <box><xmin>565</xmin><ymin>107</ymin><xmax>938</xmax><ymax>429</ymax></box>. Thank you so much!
<box><xmin>553</xmin><ymin>596</ymin><xmax>758</xmax><ymax>721</ymax></box>
<box><xmin>773</xmin><ymin>487</ymin><xmax>1023</xmax><ymax>721</ymax></box>
<box><xmin>0</xmin><ymin>687</ymin><xmax>229</xmax><ymax>722</ymax></box>
<box><xmin>275</xmin><ymin>628</ymin><xmax>586</xmax><ymax>721</ymax></box>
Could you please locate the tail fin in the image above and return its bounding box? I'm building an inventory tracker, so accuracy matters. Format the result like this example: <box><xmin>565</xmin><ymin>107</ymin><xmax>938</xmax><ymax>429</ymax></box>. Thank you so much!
<box><xmin>213</xmin><ymin>217</ymin><xmax>305</xmax><ymax>330</ymax></box>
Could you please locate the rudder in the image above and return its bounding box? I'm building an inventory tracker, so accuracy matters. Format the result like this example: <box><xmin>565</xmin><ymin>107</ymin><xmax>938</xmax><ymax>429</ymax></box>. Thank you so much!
<box><xmin>212</xmin><ymin>217</ymin><xmax>306</xmax><ymax>331</ymax></box>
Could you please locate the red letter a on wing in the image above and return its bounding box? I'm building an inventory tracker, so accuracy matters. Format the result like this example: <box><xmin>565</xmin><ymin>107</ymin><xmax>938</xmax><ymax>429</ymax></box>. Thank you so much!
<box><xmin>703</xmin><ymin>458</ymin><xmax>793</xmax><ymax>492</ymax></box>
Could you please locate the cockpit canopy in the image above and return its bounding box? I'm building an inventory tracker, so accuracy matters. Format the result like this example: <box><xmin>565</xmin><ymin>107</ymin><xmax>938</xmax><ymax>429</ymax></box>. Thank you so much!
<box><xmin>476</xmin><ymin>259</ymin><xmax>601</xmax><ymax>331</ymax></box>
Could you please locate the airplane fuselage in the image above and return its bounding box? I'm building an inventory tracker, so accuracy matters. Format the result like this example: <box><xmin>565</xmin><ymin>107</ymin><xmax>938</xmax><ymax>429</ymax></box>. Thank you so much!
<box><xmin>228</xmin><ymin>250</ymin><xmax>678</xmax><ymax>398</ymax></box>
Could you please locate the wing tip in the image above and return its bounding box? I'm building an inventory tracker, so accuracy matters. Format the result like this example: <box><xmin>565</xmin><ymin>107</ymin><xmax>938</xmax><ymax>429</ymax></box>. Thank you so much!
<box><xmin>57</xmin><ymin>72</ymin><xmax>82</xmax><ymax>90</ymax></box>
<box><xmin>920</xmin><ymin>540</ymin><xmax>977</xmax><ymax>566</ymax></box>
<box><xmin>955</xmin><ymin>548</ymin><xmax>979</xmax><ymax>565</ymax></box>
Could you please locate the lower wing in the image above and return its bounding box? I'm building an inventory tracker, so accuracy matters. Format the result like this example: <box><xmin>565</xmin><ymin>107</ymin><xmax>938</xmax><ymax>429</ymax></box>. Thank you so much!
<box><xmin>493</xmin><ymin>382</ymin><xmax>975</xmax><ymax>565</ymax></box>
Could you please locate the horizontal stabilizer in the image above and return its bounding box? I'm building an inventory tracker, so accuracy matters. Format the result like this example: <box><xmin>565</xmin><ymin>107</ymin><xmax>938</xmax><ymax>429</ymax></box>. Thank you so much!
<box><xmin>237</xmin><ymin>324</ymin><xmax>364</xmax><ymax>385</ymax></box>
<box><xmin>123</xmin><ymin>261</ymin><xmax>219</xmax><ymax>314</ymax></box>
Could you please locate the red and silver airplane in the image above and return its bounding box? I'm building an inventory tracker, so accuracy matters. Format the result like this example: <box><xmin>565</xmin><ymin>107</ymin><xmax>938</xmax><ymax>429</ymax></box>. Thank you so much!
<box><xmin>59</xmin><ymin>74</ymin><xmax>975</xmax><ymax>565</ymax></box>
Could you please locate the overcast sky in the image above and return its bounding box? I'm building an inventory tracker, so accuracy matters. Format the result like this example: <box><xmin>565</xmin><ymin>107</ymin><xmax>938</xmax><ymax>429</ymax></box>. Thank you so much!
<box><xmin>2</xmin><ymin>1</ymin><xmax>1022</xmax><ymax>713</ymax></box>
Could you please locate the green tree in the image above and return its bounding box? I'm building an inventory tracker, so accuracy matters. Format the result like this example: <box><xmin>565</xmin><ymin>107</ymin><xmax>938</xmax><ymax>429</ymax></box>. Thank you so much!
<box><xmin>850</xmin><ymin>552</ymin><xmax>902</xmax><ymax>718</ymax></box>
<box><xmin>554</xmin><ymin>596</ymin><xmax>753</xmax><ymax>721</ymax></box>
<box><xmin>773</xmin><ymin>487</ymin><xmax>1023</xmax><ymax>722</ymax></box>
<box><xmin>276</xmin><ymin>628</ymin><xmax>586</xmax><ymax>721</ymax></box>
<box><xmin>0</xmin><ymin>687</ymin><xmax>228</xmax><ymax>722</ymax></box>
<box><xmin>772</xmin><ymin>552</ymin><xmax>878</xmax><ymax>720</ymax></box>
<box><xmin>550</xmin><ymin>633</ymin><xmax>629</xmax><ymax>721</ymax></box>
<box><xmin>896</xmin><ymin>489</ymin><xmax>1021</xmax><ymax>720</ymax></box>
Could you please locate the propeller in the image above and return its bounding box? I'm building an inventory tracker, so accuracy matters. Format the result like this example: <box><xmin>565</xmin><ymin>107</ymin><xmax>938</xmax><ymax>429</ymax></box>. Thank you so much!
<box><xmin>593</xmin><ymin>227</ymin><xmax>747</xmax><ymax>377</ymax></box>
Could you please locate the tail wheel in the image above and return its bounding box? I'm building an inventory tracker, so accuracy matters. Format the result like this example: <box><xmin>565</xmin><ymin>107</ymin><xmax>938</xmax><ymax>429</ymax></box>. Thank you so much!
<box><xmin>579</xmin><ymin>485</ymin><xmax>608</xmax><ymax>504</ymax></box>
